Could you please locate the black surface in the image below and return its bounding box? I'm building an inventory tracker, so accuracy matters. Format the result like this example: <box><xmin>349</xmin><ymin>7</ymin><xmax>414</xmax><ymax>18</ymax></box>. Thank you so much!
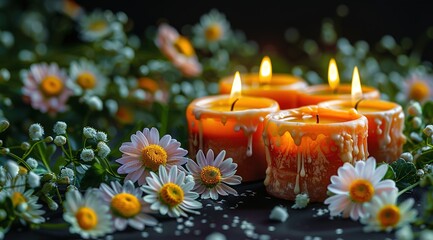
<box><xmin>7</xmin><ymin>181</ymin><xmax>424</xmax><ymax>240</ymax></box>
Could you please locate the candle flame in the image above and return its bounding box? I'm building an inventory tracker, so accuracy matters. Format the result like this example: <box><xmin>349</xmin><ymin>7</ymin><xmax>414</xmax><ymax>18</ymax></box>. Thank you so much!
<box><xmin>328</xmin><ymin>58</ymin><xmax>340</xmax><ymax>91</ymax></box>
<box><xmin>230</xmin><ymin>71</ymin><xmax>242</xmax><ymax>102</ymax></box>
<box><xmin>259</xmin><ymin>56</ymin><xmax>272</xmax><ymax>85</ymax></box>
<box><xmin>351</xmin><ymin>66</ymin><xmax>363</xmax><ymax>105</ymax></box>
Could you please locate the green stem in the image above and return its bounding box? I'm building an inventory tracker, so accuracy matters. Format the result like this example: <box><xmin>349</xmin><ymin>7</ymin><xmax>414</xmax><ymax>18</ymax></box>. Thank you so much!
<box><xmin>55</xmin><ymin>186</ymin><xmax>63</xmax><ymax>205</ymax></box>
<box><xmin>22</xmin><ymin>140</ymin><xmax>45</xmax><ymax>160</ymax></box>
<box><xmin>37</xmin><ymin>144</ymin><xmax>52</xmax><ymax>172</ymax></box>
<box><xmin>65</xmin><ymin>133</ymin><xmax>74</xmax><ymax>159</ymax></box>
<box><xmin>101</xmin><ymin>157</ymin><xmax>121</xmax><ymax>179</ymax></box>
<box><xmin>39</xmin><ymin>222</ymin><xmax>69</xmax><ymax>230</ymax></box>
<box><xmin>398</xmin><ymin>181</ymin><xmax>421</xmax><ymax>197</ymax></box>
<box><xmin>6</xmin><ymin>152</ymin><xmax>31</xmax><ymax>169</ymax></box>
<box><xmin>61</xmin><ymin>145</ymin><xmax>71</xmax><ymax>159</ymax></box>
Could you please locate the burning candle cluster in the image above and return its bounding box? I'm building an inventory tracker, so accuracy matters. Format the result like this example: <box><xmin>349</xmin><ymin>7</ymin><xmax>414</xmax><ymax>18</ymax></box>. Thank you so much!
<box><xmin>186</xmin><ymin>57</ymin><xmax>406</xmax><ymax>202</ymax></box>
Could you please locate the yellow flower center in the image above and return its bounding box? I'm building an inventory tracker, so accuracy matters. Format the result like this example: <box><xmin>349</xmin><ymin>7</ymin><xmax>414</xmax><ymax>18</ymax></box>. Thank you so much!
<box><xmin>111</xmin><ymin>193</ymin><xmax>141</xmax><ymax>218</ymax></box>
<box><xmin>159</xmin><ymin>183</ymin><xmax>184</xmax><ymax>207</ymax></box>
<box><xmin>200</xmin><ymin>166</ymin><xmax>221</xmax><ymax>187</ymax></box>
<box><xmin>18</xmin><ymin>166</ymin><xmax>28</xmax><ymax>175</ymax></box>
<box><xmin>40</xmin><ymin>75</ymin><xmax>64</xmax><ymax>97</ymax></box>
<box><xmin>138</xmin><ymin>77</ymin><xmax>159</xmax><ymax>93</ymax></box>
<box><xmin>88</xmin><ymin>20</ymin><xmax>108</xmax><ymax>32</ymax></box>
<box><xmin>142</xmin><ymin>144</ymin><xmax>168</xmax><ymax>172</ymax></box>
<box><xmin>75</xmin><ymin>207</ymin><xmax>98</xmax><ymax>230</ymax></box>
<box><xmin>377</xmin><ymin>205</ymin><xmax>401</xmax><ymax>228</ymax></box>
<box><xmin>77</xmin><ymin>71</ymin><xmax>97</xmax><ymax>89</ymax></box>
<box><xmin>349</xmin><ymin>179</ymin><xmax>374</xmax><ymax>203</ymax></box>
<box><xmin>173</xmin><ymin>36</ymin><xmax>195</xmax><ymax>57</ymax></box>
<box><xmin>409</xmin><ymin>81</ymin><xmax>430</xmax><ymax>102</ymax></box>
<box><xmin>12</xmin><ymin>192</ymin><xmax>27</xmax><ymax>208</ymax></box>
<box><xmin>205</xmin><ymin>23</ymin><xmax>223</xmax><ymax>41</ymax></box>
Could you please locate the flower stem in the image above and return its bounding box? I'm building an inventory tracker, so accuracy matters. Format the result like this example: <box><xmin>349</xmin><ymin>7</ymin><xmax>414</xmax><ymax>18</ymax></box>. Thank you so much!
<box><xmin>40</xmin><ymin>222</ymin><xmax>69</xmax><ymax>230</ymax></box>
<box><xmin>6</xmin><ymin>152</ymin><xmax>31</xmax><ymax>169</ymax></box>
<box><xmin>398</xmin><ymin>181</ymin><xmax>421</xmax><ymax>197</ymax></box>
<box><xmin>37</xmin><ymin>143</ymin><xmax>52</xmax><ymax>172</ymax></box>
<box><xmin>22</xmin><ymin>140</ymin><xmax>45</xmax><ymax>160</ymax></box>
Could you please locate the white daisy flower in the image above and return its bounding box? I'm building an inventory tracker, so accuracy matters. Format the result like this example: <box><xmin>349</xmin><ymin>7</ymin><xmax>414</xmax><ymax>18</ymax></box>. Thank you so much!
<box><xmin>0</xmin><ymin>175</ymin><xmax>45</xmax><ymax>224</ymax></box>
<box><xmin>99</xmin><ymin>180</ymin><xmax>157</xmax><ymax>231</ymax></box>
<box><xmin>63</xmin><ymin>189</ymin><xmax>113</xmax><ymax>239</ymax></box>
<box><xmin>361</xmin><ymin>190</ymin><xmax>417</xmax><ymax>232</ymax></box>
<box><xmin>186</xmin><ymin>149</ymin><xmax>241</xmax><ymax>200</ymax></box>
<box><xmin>192</xmin><ymin>9</ymin><xmax>231</xmax><ymax>51</ymax></box>
<box><xmin>116</xmin><ymin>127</ymin><xmax>188</xmax><ymax>185</ymax></box>
<box><xmin>78</xmin><ymin>10</ymin><xmax>113</xmax><ymax>42</ymax></box>
<box><xmin>324</xmin><ymin>157</ymin><xmax>397</xmax><ymax>220</ymax></box>
<box><xmin>142</xmin><ymin>165</ymin><xmax>202</xmax><ymax>218</ymax></box>
<box><xmin>69</xmin><ymin>59</ymin><xmax>108</xmax><ymax>96</ymax></box>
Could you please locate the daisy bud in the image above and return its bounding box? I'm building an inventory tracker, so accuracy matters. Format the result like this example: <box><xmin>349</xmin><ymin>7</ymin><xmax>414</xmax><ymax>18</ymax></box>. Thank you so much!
<box><xmin>410</xmin><ymin>132</ymin><xmax>423</xmax><ymax>143</ymax></box>
<box><xmin>80</xmin><ymin>148</ymin><xmax>95</xmax><ymax>162</ymax></box>
<box><xmin>26</xmin><ymin>157</ymin><xmax>38</xmax><ymax>169</ymax></box>
<box><xmin>423</xmin><ymin>125</ymin><xmax>433</xmax><ymax>137</ymax></box>
<box><xmin>83</xmin><ymin>127</ymin><xmax>97</xmax><ymax>139</ymax></box>
<box><xmin>53</xmin><ymin>121</ymin><xmax>67</xmax><ymax>135</ymax></box>
<box><xmin>412</xmin><ymin>117</ymin><xmax>422</xmax><ymax>129</ymax></box>
<box><xmin>28</xmin><ymin>171</ymin><xmax>41</xmax><ymax>188</ymax></box>
<box><xmin>417</xmin><ymin>169</ymin><xmax>425</xmax><ymax>177</ymax></box>
<box><xmin>54</xmin><ymin>136</ymin><xmax>67</xmax><ymax>146</ymax></box>
<box><xmin>400</xmin><ymin>152</ymin><xmax>413</xmax><ymax>162</ymax></box>
<box><xmin>96</xmin><ymin>131</ymin><xmax>108</xmax><ymax>142</ymax></box>
<box><xmin>269</xmin><ymin>206</ymin><xmax>289</xmax><ymax>222</ymax></box>
<box><xmin>86</xmin><ymin>96</ymin><xmax>103</xmax><ymax>111</ymax></box>
<box><xmin>41</xmin><ymin>182</ymin><xmax>56</xmax><ymax>194</ymax></box>
<box><xmin>29</xmin><ymin>123</ymin><xmax>44</xmax><ymax>140</ymax></box>
<box><xmin>44</xmin><ymin>136</ymin><xmax>53</xmax><ymax>143</ymax></box>
<box><xmin>5</xmin><ymin>160</ymin><xmax>19</xmax><ymax>178</ymax></box>
<box><xmin>0</xmin><ymin>120</ymin><xmax>9</xmax><ymax>132</ymax></box>
<box><xmin>44</xmin><ymin>196</ymin><xmax>59</xmax><ymax>211</ymax></box>
<box><xmin>407</xmin><ymin>101</ymin><xmax>422</xmax><ymax>116</ymax></box>
<box><xmin>97</xmin><ymin>142</ymin><xmax>110</xmax><ymax>158</ymax></box>
<box><xmin>66</xmin><ymin>185</ymin><xmax>78</xmax><ymax>192</ymax></box>
<box><xmin>20</xmin><ymin>142</ymin><xmax>31</xmax><ymax>151</ymax></box>
<box><xmin>0</xmin><ymin>148</ymin><xmax>10</xmax><ymax>155</ymax></box>
<box><xmin>41</xmin><ymin>172</ymin><xmax>56</xmax><ymax>182</ymax></box>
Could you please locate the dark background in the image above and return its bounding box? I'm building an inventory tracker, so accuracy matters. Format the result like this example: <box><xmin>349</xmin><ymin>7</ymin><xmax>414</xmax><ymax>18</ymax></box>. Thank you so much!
<box><xmin>76</xmin><ymin>0</ymin><xmax>433</xmax><ymax>61</ymax></box>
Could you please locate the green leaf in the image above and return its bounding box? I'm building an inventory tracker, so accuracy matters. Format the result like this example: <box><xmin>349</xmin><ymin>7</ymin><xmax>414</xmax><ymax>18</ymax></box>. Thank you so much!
<box><xmin>382</xmin><ymin>163</ymin><xmax>396</xmax><ymax>180</ymax></box>
<box><xmin>79</xmin><ymin>163</ymin><xmax>105</xmax><ymax>189</ymax></box>
<box><xmin>422</xmin><ymin>101</ymin><xmax>433</xmax><ymax>120</ymax></box>
<box><xmin>414</xmin><ymin>149</ymin><xmax>433</xmax><ymax>169</ymax></box>
<box><xmin>390</xmin><ymin>159</ymin><xmax>419</xmax><ymax>190</ymax></box>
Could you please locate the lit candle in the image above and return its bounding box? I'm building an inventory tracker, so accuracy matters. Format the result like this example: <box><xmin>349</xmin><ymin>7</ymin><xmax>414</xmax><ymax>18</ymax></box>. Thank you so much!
<box><xmin>319</xmin><ymin>67</ymin><xmax>406</xmax><ymax>163</ymax></box>
<box><xmin>262</xmin><ymin>105</ymin><xmax>368</xmax><ymax>202</ymax></box>
<box><xmin>186</xmin><ymin>72</ymin><xmax>280</xmax><ymax>182</ymax></box>
<box><xmin>219</xmin><ymin>56</ymin><xmax>308</xmax><ymax>109</ymax></box>
<box><xmin>297</xmin><ymin>58</ymin><xmax>380</xmax><ymax>107</ymax></box>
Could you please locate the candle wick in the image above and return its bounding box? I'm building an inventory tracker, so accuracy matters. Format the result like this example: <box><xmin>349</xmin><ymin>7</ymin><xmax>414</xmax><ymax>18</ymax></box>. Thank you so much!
<box><xmin>316</xmin><ymin>114</ymin><xmax>319</xmax><ymax>124</ymax></box>
<box><xmin>230</xmin><ymin>98</ymin><xmax>239</xmax><ymax>111</ymax></box>
<box><xmin>354</xmin><ymin>98</ymin><xmax>364</xmax><ymax>111</ymax></box>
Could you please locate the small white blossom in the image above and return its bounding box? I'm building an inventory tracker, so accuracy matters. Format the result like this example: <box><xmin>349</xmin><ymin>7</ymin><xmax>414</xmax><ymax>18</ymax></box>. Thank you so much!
<box><xmin>412</xmin><ymin>117</ymin><xmax>422</xmax><ymax>129</ymax></box>
<box><xmin>97</xmin><ymin>142</ymin><xmax>110</xmax><ymax>158</ymax></box>
<box><xmin>292</xmin><ymin>193</ymin><xmax>310</xmax><ymax>209</ymax></box>
<box><xmin>105</xmin><ymin>99</ymin><xmax>118</xmax><ymax>116</ymax></box>
<box><xmin>86</xmin><ymin>96</ymin><xmax>103</xmax><ymax>111</ymax></box>
<box><xmin>80</xmin><ymin>148</ymin><xmax>95</xmax><ymax>162</ymax></box>
<box><xmin>269</xmin><ymin>206</ymin><xmax>289</xmax><ymax>222</ymax></box>
<box><xmin>29</xmin><ymin>123</ymin><xmax>44</xmax><ymax>140</ymax></box>
<box><xmin>53</xmin><ymin>121</ymin><xmax>67</xmax><ymax>135</ymax></box>
<box><xmin>83</xmin><ymin>127</ymin><xmax>97</xmax><ymax>139</ymax></box>
<box><xmin>423</xmin><ymin>125</ymin><xmax>433</xmax><ymax>137</ymax></box>
<box><xmin>395</xmin><ymin>225</ymin><xmax>413</xmax><ymax>240</ymax></box>
<box><xmin>185</xmin><ymin>174</ymin><xmax>194</xmax><ymax>184</ymax></box>
<box><xmin>400</xmin><ymin>152</ymin><xmax>413</xmax><ymax>162</ymax></box>
<box><xmin>54</xmin><ymin>136</ymin><xmax>67</xmax><ymax>146</ymax></box>
<box><xmin>27</xmin><ymin>171</ymin><xmax>41</xmax><ymax>188</ymax></box>
<box><xmin>96</xmin><ymin>131</ymin><xmax>107</xmax><ymax>142</ymax></box>
<box><xmin>60</xmin><ymin>167</ymin><xmax>75</xmax><ymax>182</ymax></box>
<box><xmin>410</xmin><ymin>132</ymin><xmax>423</xmax><ymax>142</ymax></box>
<box><xmin>26</xmin><ymin>157</ymin><xmax>38</xmax><ymax>169</ymax></box>
<box><xmin>407</xmin><ymin>101</ymin><xmax>422</xmax><ymax>116</ymax></box>
<box><xmin>5</xmin><ymin>160</ymin><xmax>19</xmax><ymax>178</ymax></box>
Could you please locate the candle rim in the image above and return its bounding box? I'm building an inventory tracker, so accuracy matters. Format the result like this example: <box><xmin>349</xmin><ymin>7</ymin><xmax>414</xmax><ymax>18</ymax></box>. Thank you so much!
<box><xmin>267</xmin><ymin>105</ymin><xmax>366</xmax><ymax>126</ymax></box>
<box><xmin>301</xmin><ymin>84</ymin><xmax>379</xmax><ymax>97</ymax></box>
<box><xmin>220</xmin><ymin>73</ymin><xmax>307</xmax><ymax>89</ymax></box>
<box><xmin>318</xmin><ymin>99</ymin><xmax>403</xmax><ymax>115</ymax></box>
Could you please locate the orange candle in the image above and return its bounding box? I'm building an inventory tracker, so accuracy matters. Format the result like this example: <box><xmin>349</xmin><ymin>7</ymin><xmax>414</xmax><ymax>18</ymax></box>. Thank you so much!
<box><xmin>262</xmin><ymin>105</ymin><xmax>368</xmax><ymax>202</ymax></box>
<box><xmin>219</xmin><ymin>56</ymin><xmax>307</xmax><ymax>109</ymax></box>
<box><xmin>186</xmin><ymin>72</ymin><xmax>280</xmax><ymax>182</ymax></box>
<box><xmin>319</xmin><ymin>68</ymin><xmax>406</xmax><ymax>163</ymax></box>
<box><xmin>297</xmin><ymin>59</ymin><xmax>380</xmax><ymax>107</ymax></box>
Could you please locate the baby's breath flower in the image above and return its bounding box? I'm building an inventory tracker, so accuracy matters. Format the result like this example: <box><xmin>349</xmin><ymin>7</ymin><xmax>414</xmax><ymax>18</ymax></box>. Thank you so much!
<box><xmin>410</xmin><ymin>132</ymin><xmax>423</xmax><ymax>142</ymax></box>
<box><xmin>53</xmin><ymin>121</ymin><xmax>67</xmax><ymax>135</ymax></box>
<box><xmin>407</xmin><ymin>101</ymin><xmax>422</xmax><ymax>116</ymax></box>
<box><xmin>29</xmin><ymin>123</ymin><xmax>44</xmax><ymax>140</ymax></box>
<box><xmin>26</xmin><ymin>158</ymin><xmax>38</xmax><ymax>169</ymax></box>
<box><xmin>80</xmin><ymin>148</ymin><xmax>95</xmax><ymax>162</ymax></box>
<box><xmin>400</xmin><ymin>152</ymin><xmax>413</xmax><ymax>162</ymax></box>
<box><xmin>27</xmin><ymin>171</ymin><xmax>41</xmax><ymax>188</ymax></box>
<box><xmin>412</xmin><ymin>116</ymin><xmax>422</xmax><ymax>129</ymax></box>
<box><xmin>269</xmin><ymin>206</ymin><xmax>289</xmax><ymax>222</ymax></box>
<box><xmin>83</xmin><ymin>127</ymin><xmax>97</xmax><ymax>139</ymax></box>
<box><xmin>54</xmin><ymin>136</ymin><xmax>67</xmax><ymax>146</ymax></box>
<box><xmin>60</xmin><ymin>167</ymin><xmax>75</xmax><ymax>182</ymax></box>
<box><xmin>5</xmin><ymin>160</ymin><xmax>19</xmax><ymax>178</ymax></box>
<box><xmin>292</xmin><ymin>193</ymin><xmax>310</xmax><ymax>209</ymax></box>
<box><xmin>86</xmin><ymin>96</ymin><xmax>103</xmax><ymax>111</ymax></box>
<box><xmin>20</xmin><ymin>142</ymin><xmax>30</xmax><ymax>151</ymax></box>
<box><xmin>423</xmin><ymin>125</ymin><xmax>433</xmax><ymax>137</ymax></box>
<box><xmin>96</xmin><ymin>131</ymin><xmax>107</xmax><ymax>142</ymax></box>
<box><xmin>97</xmin><ymin>142</ymin><xmax>110</xmax><ymax>158</ymax></box>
